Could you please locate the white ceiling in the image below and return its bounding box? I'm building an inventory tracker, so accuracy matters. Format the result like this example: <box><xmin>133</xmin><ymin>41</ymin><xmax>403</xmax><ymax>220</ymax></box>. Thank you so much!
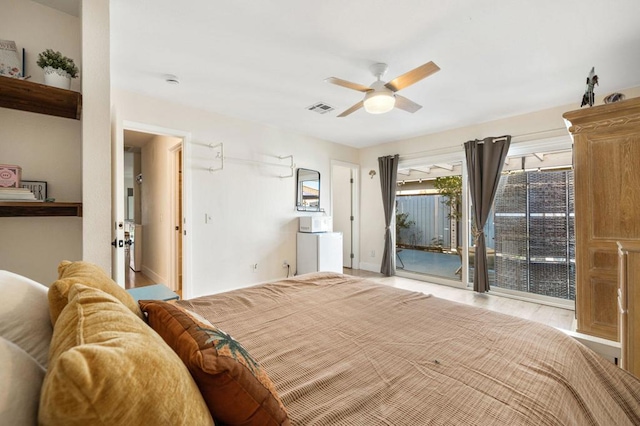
<box><xmin>44</xmin><ymin>1</ymin><xmax>640</xmax><ymax>148</ymax></box>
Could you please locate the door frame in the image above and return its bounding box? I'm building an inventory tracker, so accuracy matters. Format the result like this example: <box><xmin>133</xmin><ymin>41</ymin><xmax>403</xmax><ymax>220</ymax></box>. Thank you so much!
<box><xmin>115</xmin><ymin>120</ymin><xmax>193</xmax><ymax>298</ymax></box>
<box><xmin>330</xmin><ymin>160</ymin><xmax>360</xmax><ymax>269</ymax></box>
<box><xmin>169</xmin><ymin>142</ymin><xmax>182</xmax><ymax>292</ymax></box>
<box><xmin>111</xmin><ymin>107</ymin><xmax>125</xmax><ymax>286</ymax></box>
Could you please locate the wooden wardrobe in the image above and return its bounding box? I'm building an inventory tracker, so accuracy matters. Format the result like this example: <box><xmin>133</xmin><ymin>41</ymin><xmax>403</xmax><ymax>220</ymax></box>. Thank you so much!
<box><xmin>563</xmin><ymin>97</ymin><xmax>640</xmax><ymax>344</ymax></box>
<box><xmin>617</xmin><ymin>241</ymin><xmax>640</xmax><ymax>376</ymax></box>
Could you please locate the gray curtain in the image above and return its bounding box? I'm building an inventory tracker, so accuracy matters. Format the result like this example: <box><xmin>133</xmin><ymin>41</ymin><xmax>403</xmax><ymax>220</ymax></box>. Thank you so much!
<box><xmin>378</xmin><ymin>154</ymin><xmax>399</xmax><ymax>276</ymax></box>
<box><xmin>464</xmin><ymin>136</ymin><xmax>511</xmax><ymax>293</ymax></box>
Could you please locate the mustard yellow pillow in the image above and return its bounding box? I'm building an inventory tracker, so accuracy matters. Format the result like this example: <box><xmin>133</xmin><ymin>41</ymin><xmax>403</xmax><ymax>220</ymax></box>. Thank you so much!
<box><xmin>39</xmin><ymin>284</ymin><xmax>214</xmax><ymax>426</ymax></box>
<box><xmin>48</xmin><ymin>260</ymin><xmax>143</xmax><ymax>325</ymax></box>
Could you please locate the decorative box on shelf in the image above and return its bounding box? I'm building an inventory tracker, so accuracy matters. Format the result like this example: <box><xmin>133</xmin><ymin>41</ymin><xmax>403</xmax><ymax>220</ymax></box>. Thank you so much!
<box><xmin>0</xmin><ymin>164</ymin><xmax>21</xmax><ymax>188</ymax></box>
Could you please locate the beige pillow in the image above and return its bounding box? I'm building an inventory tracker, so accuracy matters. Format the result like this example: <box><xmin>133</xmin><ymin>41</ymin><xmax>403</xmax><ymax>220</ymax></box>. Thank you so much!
<box><xmin>0</xmin><ymin>336</ymin><xmax>46</xmax><ymax>425</ymax></box>
<box><xmin>39</xmin><ymin>284</ymin><xmax>214</xmax><ymax>426</ymax></box>
<box><xmin>48</xmin><ymin>260</ymin><xmax>143</xmax><ymax>325</ymax></box>
<box><xmin>0</xmin><ymin>270</ymin><xmax>53</xmax><ymax>367</ymax></box>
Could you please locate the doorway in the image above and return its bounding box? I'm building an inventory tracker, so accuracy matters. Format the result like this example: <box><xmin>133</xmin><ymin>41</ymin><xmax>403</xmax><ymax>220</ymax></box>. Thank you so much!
<box><xmin>331</xmin><ymin>161</ymin><xmax>359</xmax><ymax>270</ymax></box>
<box><xmin>170</xmin><ymin>144</ymin><xmax>183</xmax><ymax>297</ymax></box>
<box><xmin>119</xmin><ymin>126</ymin><xmax>185</xmax><ymax>293</ymax></box>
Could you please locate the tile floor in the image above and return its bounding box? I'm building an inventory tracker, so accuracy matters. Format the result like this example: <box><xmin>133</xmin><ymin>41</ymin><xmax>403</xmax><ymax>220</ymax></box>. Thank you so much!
<box><xmin>343</xmin><ymin>267</ymin><xmax>574</xmax><ymax>331</ymax></box>
<box><xmin>126</xmin><ymin>264</ymin><xmax>575</xmax><ymax>331</ymax></box>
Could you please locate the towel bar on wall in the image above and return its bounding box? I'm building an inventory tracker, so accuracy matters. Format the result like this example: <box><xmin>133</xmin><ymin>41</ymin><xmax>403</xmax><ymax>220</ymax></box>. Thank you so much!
<box><xmin>207</xmin><ymin>143</ymin><xmax>295</xmax><ymax>178</ymax></box>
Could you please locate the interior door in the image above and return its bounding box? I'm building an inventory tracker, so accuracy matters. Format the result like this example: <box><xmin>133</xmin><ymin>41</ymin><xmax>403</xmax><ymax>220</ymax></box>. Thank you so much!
<box><xmin>332</xmin><ymin>164</ymin><xmax>353</xmax><ymax>268</ymax></box>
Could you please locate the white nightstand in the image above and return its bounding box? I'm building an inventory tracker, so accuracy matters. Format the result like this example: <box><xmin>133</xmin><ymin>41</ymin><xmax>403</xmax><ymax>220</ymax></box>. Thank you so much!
<box><xmin>127</xmin><ymin>284</ymin><xmax>179</xmax><ymax>302</ymax></box>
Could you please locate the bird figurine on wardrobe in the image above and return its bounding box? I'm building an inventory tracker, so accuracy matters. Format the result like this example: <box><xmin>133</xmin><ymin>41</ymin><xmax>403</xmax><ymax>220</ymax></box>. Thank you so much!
<box><xmin>581</xmin><ymin>67</ymin><xmax>598</xmax><ymax>107</ymax></box>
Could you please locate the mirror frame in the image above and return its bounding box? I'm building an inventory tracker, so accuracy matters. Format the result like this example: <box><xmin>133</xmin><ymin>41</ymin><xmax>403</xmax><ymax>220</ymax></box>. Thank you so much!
<box><xmin>296</xmin><ymin>168</ymin><xmax>321</xmax><ymax>211</ymax></box>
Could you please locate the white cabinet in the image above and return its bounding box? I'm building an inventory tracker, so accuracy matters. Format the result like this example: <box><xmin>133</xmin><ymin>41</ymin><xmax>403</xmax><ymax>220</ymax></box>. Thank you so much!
<box><xmin>129</xmin><ymin>224</ymin><xmax>143</xmax><ymax>272</ymax></box>
<box><xmin>297</xmin><ymin>232</ymin><xmax>343</xmax><ymax>275</ymax></box>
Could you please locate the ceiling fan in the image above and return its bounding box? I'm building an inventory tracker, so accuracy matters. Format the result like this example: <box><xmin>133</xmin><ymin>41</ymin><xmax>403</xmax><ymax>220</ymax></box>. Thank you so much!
<box><xmin>326</xmin><ymin>61</ymin><xmax>440</xmax><ymax>117</ymax></box>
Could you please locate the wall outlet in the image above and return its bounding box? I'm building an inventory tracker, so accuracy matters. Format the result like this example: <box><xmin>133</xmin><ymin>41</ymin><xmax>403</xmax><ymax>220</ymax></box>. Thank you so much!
<box><xmin>251</xmin><ymin>263</ymin><xmax>258</xmax><ymax>272</ymax></box>
<box><xmin>370</xmin><ymin>250</ymin><xmax>375</xmax><ymax>257</ymax></box>
<box><xmin>282</xmin><ymin>260</ymin><xmax>289</xmax><ymax>268</ymax></box>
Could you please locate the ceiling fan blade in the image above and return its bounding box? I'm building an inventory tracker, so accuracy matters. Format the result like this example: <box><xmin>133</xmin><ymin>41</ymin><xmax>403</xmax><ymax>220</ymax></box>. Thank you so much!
<box><xmin>337</xmin><ymin>101</ymin><xmax>364</xmax><ymax>117</ymax></box>
<box><xmin>394</xmin><ymin>95</ymin><xmax>422</xmax><ymax>113</ymax></box>
<box><xmin>384</xmin><ymin>61</ymin><xmax>440</xmax><ymax>92</ymax></box>
<box><xmin>325</xmin><ymin>77</ymin><xmax>372</xmax><ymax>93</ymax></box>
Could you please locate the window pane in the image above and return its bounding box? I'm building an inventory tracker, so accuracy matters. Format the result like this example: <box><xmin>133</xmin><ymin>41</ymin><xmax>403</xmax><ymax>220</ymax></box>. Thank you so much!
<box><xmin>486</xmin><ymin>169</ymin><xmax>575</xmax><ymax>300</ymax></box>
<box><xmin>396</xmin><ymin>174</ymin><xmax>462</xmax><ymax>281</ymax></box>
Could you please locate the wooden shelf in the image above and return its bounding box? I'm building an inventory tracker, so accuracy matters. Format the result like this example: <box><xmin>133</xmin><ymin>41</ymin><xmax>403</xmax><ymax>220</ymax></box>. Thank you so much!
<box><xmin>0</xmin><ymin>76</ymin><xmax>82</xmax><ymax>120</ymax></box>
<box><xmin>0</xmin><ymin>202</ymin><xmax>82</xmax><ymax>217</ymax></box>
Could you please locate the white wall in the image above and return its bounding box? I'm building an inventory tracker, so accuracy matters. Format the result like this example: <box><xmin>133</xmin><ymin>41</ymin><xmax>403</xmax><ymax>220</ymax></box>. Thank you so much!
<box><xmin>140</xmin><ymin>134</ymin><xmax>181</xmax><ymax>284</ymax></box>
<box><xmin>112</xmin><ymin>89</ymin><xmax>359</xmax><ymax>297</ymax></box>
<box><xmin>358</xmin><ymin>86</ymin><xmax>640</xmax><ymax>273</ymax></box>
<box><xmin>81</xmin><ymin>0</ymin><xmax>111</xmax><ymax>272</ymax></box>
<box><xmin>0</xmin><ymin>0</ymin><xmax>82</xmax><ymax>284</ymax></box>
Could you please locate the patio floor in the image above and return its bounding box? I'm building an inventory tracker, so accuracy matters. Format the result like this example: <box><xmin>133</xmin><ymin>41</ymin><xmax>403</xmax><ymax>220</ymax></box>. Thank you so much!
<box><xmin>396</xmin><ymin>248</ymin><xmax>499</xmax><ymax>286</ymax></box>
<box><xmin>396</xmin><ymin>248</ymin><xmax>462</xmax><ymax>280</ymax></box>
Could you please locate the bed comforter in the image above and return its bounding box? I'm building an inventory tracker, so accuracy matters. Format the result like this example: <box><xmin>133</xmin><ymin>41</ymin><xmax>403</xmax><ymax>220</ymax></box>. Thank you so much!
<box><xmin>178</xmin><ymin>272</ymin><xmax>640</xmax><ymax>425</ymax></box>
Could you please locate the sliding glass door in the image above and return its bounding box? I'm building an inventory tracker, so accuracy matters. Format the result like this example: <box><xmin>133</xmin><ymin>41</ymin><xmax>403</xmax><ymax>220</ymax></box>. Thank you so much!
<box><xmin>395</xmin><ymin>162</ymin><xmax>463</xmax><ymax>282</ymax></box>
<box><xmin>395</xmin><ymin>141</ymin><xmax>575</xmax><ymax>305</ymax></box>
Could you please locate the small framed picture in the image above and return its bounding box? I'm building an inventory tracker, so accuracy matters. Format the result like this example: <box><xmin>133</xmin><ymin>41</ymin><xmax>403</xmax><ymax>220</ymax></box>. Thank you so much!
<box><xmin>21</xmin><ymin>180</ymin><xmax>47</xmax><ymax>201</ymax></box>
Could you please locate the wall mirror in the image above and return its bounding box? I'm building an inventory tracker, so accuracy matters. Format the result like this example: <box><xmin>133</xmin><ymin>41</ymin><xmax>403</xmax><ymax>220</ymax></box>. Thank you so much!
<box><xmin>296</xmin><ymin>168</ymin><xmax>320</xmax><ymax>211</ymax></box>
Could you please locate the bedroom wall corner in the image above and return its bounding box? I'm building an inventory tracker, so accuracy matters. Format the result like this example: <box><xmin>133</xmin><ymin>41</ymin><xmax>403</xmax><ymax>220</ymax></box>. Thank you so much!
<box><xmin>111</xmin><ymin>89</ymin><xmax>359</xmax><ymax>296</ymax></box>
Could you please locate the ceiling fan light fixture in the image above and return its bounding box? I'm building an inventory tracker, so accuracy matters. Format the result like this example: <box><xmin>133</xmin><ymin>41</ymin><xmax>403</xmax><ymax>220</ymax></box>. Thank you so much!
<box><xmin>363</xmin><ymin>91</ymin><xmax>396</xmax><ymax>114</ymax></box>
<box><xmin>328</xmin><ymin>61</ymin><xmax>438</xmax><ymax>117</ymax></box>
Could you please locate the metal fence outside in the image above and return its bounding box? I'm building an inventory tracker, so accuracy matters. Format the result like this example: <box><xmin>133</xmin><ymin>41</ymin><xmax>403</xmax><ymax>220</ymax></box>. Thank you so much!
<box><xmin>492</xmin><ymin>170</ymin><xmax>575</xmax><ymax>300</ymax></box>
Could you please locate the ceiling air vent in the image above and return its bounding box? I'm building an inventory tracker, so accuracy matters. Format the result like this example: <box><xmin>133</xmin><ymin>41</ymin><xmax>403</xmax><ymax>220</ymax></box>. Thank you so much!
<box><xmin>307</xmin><ymin>102</ymin><xmax>335</xmax><ymax>114</ymax></box>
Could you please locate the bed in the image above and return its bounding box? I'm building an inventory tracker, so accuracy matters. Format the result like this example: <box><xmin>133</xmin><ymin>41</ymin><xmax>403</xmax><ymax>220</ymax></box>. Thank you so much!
<box><xmin>2</xmin><ymin>263</ymin><xmax>640</xmax><ymax>425</ymax></box>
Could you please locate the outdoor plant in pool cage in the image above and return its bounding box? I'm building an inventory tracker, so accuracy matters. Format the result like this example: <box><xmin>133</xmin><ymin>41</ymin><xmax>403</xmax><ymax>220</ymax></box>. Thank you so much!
<box><xmin>433</xmin><ymin>176</ymin><xmax>462</xmax><ymax>221</ymax></box>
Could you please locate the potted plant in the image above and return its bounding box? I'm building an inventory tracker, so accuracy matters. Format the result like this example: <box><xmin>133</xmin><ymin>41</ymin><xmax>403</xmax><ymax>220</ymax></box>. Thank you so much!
<box><xmin>395</xmin><ymin>211</ymin><xmax>415</xmax><ymax>248</ymax></box>
<box><xmin>36</xmin><ymin>49</ymin><xmax>79</xmax><ymax>90</ymax></box>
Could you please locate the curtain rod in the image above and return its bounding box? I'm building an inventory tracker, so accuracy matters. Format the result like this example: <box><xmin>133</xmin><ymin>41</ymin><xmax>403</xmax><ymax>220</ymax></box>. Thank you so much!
<box><xmin>468</xmin><ymin>135</ymin><xmax>511</xmax><ymax>144</ymax></box>
<box><xmin>399</xmin><ymin>127</ymin><xmax>567</xmax><ymax>162</ymax></box>
<box><xmin>462</xmin><ymin>127</ymin><xmax>568</xmax><ymax>147</ymax></box>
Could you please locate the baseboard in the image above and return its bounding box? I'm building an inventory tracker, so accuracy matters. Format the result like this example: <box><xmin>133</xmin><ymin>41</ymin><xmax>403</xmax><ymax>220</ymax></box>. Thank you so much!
<box><xmin>141</xmin><ymin>265</ymin><xmax>165</xmax><ymax>285</ymax></box>
<box><xmin>359</xmin><ymin>262</ymin><xmax>379</xmax><ymax>273</ymax></box>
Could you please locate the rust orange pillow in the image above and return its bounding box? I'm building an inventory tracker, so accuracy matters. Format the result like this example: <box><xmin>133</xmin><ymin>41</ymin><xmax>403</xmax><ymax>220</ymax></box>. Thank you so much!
<box><xmin>139</xmin><ymin>300</ymin><xmax>289</xmax><ymax>426</ymax></box>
